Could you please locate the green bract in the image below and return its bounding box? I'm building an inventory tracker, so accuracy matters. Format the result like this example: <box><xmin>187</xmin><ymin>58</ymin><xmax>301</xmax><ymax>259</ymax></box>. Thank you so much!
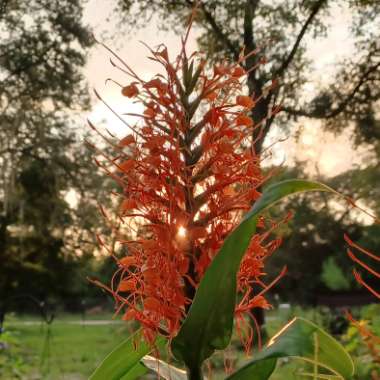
<box><xmin>89</xmin><ymin>330</ymin><xmax>165</xmax><ymax>380</ymax></box>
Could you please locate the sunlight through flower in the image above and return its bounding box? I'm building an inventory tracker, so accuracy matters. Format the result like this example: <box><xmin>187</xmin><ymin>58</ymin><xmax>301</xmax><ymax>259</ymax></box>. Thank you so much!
<box><xmin>177</xmin><ymin>226</ymin><xmax>187</xmax><ymax>238</ymax></box>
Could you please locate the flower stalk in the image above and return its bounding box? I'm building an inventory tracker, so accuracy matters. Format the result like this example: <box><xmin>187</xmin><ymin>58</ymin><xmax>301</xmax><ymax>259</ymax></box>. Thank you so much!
<box><xmin>187</xmin><ymin>365</ymin><xmax>204</xmax><ymax>380</ymax></box>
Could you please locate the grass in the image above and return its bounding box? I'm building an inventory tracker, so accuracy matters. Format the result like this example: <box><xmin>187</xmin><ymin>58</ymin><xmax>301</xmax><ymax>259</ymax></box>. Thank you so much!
<box><xmin>1</xmin><ymin>314</ymin><xmax>129</xmax><ymax>380</ymax></box>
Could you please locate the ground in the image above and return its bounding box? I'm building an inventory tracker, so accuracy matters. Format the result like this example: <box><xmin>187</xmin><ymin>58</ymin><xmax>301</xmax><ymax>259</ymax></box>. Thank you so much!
<box><xmin>0</xmin><ymin>306</ymin><xmax>374</xmax><ymax>379</ymax></box>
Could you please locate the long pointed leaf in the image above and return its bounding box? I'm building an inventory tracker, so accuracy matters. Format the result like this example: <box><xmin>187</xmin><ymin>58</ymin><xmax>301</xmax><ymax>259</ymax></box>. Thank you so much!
<box><xmin>90</xmin><ymin>329</ymin><xmax>166</xmax><ymax>380</ymax></box>
<box><xmin>228</xmin><ymin>358</ymin><xmax>277</xmax><ymax>380</ymax></box>
<box><xmin>171</xmin><ymin>179</ymin><xmax>339</xmax><ymax>371</ymax></box>
<box><xmin>226</xmin><ymin>317</ymin><xmax>354</xmax><ymax>380</ymax></box>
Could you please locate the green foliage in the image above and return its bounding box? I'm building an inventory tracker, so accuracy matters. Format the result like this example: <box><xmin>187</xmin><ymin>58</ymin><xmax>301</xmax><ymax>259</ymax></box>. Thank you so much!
<box><xmin>342</xmin><ymin>305</ymin><xmax>380</xmax><ymax>380</ymax></box>
<box><xmin>262</xmin><ymin>165</ymin><xmax>380</xmax><ymax>304</ymax></box>
<box><xmin>90</xmin><ymin>330</ymin><xmax>166</xmax><ymax>380</ymax></box>
<box><xmin>91</xmin><ymin>317</ymin><xmax>353</xmax><ymax>380</ymax></box>
<box><xmin>227</xmin><ymin>317</ymin><xmax>354</xmax><ymax>380</ymax></box>
<box><xmin>321</xmin><ymin>256</ymin><xmax>351</xmax><ymax>291</ymax></box>
<box><xmin>0</xmin><ymin>330</ymin><xmax>30</xmax><ymax>379</ymax></box>
<box><xmin>1</xmin><ymin>315</ymin><xmax>130</xmax><ymax>379</ymax></box>
<box><xmin>99</xmin><ymin>317</ymin><xmax>353</xmax><ymax>380</ymax></box>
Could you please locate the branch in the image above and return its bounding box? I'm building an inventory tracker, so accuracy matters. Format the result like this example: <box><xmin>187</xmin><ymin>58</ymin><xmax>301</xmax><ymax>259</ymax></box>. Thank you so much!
<box><xmin>276</xmin><ymin>0</ymin><xmax>327</xmax><ymax>77</ymax></box>
<box><xmin>244</xmin><ymin>0</ymin><xmax>265</xmax><ymax>99</ymax></box>
<box><xmin>282</xmin><ymin>60</ymin><xmax>380</xmax><ymax>119</ymax></box>
<box><xmin>243</xmin><ymin>0</ymin><xmax>259</xmax><ymax>55</ymax></box>
<box><xmin>280</xmin><ymin>106</ymin><xmax>317</xmax><ymax>118</ymax></box>
<box><xmin>185</xmin><ymin>0</ymin><xmax>239</xmax><ymax>60</ymax></box>
<box><xmin>326</xmin><ymin>61</ymin><xmax>380</xmax><ymax>119</ymax></box>
<box><xmin>201</xmin><ymin>3</ymin><xmax>240</xmax><ymax>59</ymax></box>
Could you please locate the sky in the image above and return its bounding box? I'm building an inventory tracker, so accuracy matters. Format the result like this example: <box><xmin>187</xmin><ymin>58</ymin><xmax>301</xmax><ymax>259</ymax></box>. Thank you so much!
<box><xmin>82</xmin><ymin>0</ymin><xmax>370</xmax><ymax>178</ymax></box>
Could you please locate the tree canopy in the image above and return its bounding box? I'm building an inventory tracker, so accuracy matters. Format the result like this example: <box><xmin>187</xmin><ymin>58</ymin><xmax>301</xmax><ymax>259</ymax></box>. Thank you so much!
<box><xmin>0</xmin><ymin>0</ymin><xmax>108</xmax><ymax>304</ymax></box>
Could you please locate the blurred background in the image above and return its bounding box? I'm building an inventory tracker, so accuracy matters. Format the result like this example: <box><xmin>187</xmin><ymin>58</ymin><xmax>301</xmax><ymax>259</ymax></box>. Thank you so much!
<box><xmin>0</xmin><ymin>0</ymin><xmax>379</xmax><ymax>379</ymax></box>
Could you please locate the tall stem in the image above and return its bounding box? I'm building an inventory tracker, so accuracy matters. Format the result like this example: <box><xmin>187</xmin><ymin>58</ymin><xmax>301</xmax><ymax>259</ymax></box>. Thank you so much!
<box><xmin>187</xmin><ymin>366</ymin><xmax>203</xmax><ymax>380</ymax></box>
<box><xmin>181</xmin><ymin>68</ymin><xmax>199</xmax><ymax>310</ymax></box>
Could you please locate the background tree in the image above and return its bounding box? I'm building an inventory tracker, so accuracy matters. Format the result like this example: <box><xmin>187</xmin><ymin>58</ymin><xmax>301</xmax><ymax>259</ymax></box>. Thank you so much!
<box><xmin>0</xmin><ymin>0</ymin><xmax>112</xmax><ymax>306</ymax></box>
<box><xmin>262</xmin><ymin>165</ymin><xmax>380</xmax><ymax>304</ymax></box>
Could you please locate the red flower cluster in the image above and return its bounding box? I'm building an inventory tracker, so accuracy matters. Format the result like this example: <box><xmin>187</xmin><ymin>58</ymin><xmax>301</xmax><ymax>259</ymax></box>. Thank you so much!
<box><xmin>92</xmin><ymin>31</ymin><xmax>282</xmax><ymax>345</ymax></box>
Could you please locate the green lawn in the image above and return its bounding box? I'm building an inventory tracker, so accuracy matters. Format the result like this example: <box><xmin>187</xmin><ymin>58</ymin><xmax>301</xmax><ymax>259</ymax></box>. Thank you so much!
<box><xmin>1</xmin><ymin>314</ymin><xmax>128</xmax><ymax>379</ymax></box>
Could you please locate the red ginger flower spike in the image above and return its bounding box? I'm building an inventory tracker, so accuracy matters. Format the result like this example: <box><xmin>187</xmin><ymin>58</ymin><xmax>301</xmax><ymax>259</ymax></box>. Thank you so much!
<box><xmin>92</xmin><ymin>27</ymin><xmax>282</xmax><ymax>346</ymax></box>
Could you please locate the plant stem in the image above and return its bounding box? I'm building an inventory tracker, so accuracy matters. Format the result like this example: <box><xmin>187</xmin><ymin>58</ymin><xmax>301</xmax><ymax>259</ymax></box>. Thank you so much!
<box><xmin>187</xmin><ymin>366</ymin><xmax>203</xmax><ymax>380</ymax></box>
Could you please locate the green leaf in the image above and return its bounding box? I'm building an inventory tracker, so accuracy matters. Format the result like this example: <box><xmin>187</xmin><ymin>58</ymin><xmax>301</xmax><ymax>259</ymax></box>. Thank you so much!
<box><xmin>229</xmin><ymin>359</ymin><xmax>277</xmax><ymax>380</ymax></box>
<box><xmin>90</xmin><ymin>329</ymin><xmax>166</xmax><ymax>380</ymax></box>
<box><xmin>226</xmin><ymin>317</ymin><xmax>355</xmax><ymax>380</ymax></box>
<box><xmin>141</xmin><ymin>355</ymin><xmax>188</xmax><ymax>380</ymax></box>
<box><xmin>171</xmin><ymin>179</ymin><xmax>339</xmax><ymax>371</ymax></box>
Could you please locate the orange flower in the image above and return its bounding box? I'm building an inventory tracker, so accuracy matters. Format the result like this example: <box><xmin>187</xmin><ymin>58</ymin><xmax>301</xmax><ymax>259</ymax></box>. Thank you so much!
<box><xmin>236</xmin><ymin>95</ymin><xmax>255</xmax><ymax>109</ymax></box>
<box><xmin>92</xmin><ymin>29</ymin><xmax>281</xmax><ymax>345</ymax></box>
<box><xmin>121</xmin><ymin>83</ymin><xmax>139</xmax><ymax>98</ymax></box>
<box><xmin>231</xmin><ymin>66</ymin><xmax>246</xmax><ymax>77</ymax></box>
<box><xmin>118</xmin><ymin>279</ymin><xmax>137</xmax><ymax>292</ymax></box>
<box><xmin>118</xmin><ymin>134</ymin><xmax>135</xmax><ymax>147</ymax></box>
<box><xmin>236</xmin><ymin>114</ymin><xmax>254</xmax><ymax>127</ymax></box>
